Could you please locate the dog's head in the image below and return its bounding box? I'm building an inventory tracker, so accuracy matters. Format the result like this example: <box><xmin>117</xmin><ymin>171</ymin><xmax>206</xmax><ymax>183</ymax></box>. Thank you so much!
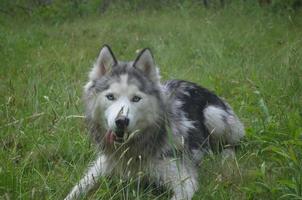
<box><xmin>84</xmin><ymin>45</ymin><xmax>163</xmax><ymax>145</ymax></box>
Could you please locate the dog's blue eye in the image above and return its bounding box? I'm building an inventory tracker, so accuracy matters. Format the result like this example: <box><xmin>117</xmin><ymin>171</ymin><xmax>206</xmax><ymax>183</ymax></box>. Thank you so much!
<box><xmin>132</xmin><ymin>96</ymin><xmax>142</xmax><ymax>102</ymax></box>
<box><xmin>106</xmin><ymin>94</ymin><xmax>115</xmax><ymax>101</ymax></box>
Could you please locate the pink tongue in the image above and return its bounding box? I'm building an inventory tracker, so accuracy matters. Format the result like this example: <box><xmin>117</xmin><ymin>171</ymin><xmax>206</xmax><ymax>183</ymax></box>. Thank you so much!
<box><xmin>105</xmin><ymin>130</ymin><xmax>116</xmax><ymax>144</ymax></box>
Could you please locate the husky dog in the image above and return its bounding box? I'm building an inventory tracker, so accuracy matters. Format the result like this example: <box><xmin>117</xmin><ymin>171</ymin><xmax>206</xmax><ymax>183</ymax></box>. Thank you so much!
<box><xmin>65</xmin><ymin>45</ymin><xmax>244</xmax><ymax>200</ymax></box>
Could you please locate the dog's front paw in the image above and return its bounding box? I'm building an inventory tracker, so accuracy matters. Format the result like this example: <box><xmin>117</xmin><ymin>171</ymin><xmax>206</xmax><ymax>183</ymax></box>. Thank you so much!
<box><xmin>171</xmin><ymin>196</ymin><xmax>187</xmax><ymax>200</ymax></box>
<box><xmin>171</xmin><ymin>193</ymin><xmax>192</xmax><ymax>200</ymax></box>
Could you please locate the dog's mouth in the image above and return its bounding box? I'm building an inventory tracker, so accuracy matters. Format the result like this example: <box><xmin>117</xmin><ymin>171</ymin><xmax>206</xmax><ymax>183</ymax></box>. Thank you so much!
<box><xmin>105</xmin><ymin>130</ymin><xmax>127</xmax><ymax>145</ymax></box>
<box><xmin>105</xmin><ymin>130</ymin><xmax>140</xmax><ymax>145</ymax></box>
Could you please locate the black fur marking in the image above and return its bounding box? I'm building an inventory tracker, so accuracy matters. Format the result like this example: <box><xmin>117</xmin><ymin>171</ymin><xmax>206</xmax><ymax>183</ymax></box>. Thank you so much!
<box><xmin>164</xmin><ymin>80</ymin><xmax>228</xmax><ymax>152</ymax></box>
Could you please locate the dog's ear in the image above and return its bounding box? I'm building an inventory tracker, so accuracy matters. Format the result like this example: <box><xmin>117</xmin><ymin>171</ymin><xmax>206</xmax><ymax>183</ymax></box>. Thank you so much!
<box><xmin>89</xmin><ymin>45</ymin><xmax>117</xmax><ymax>80</ymax></box>
<box><xmin>133</xmin><ymin>48</ymin><xmax>159</xmax><ymax>83</ymax></box>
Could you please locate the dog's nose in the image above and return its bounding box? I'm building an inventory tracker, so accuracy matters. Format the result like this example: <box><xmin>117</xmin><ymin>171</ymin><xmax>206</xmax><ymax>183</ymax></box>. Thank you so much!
<box><xmin>115</xmin><ymin>116</ymin><xmax>129</xmax><ymax>133</ymax></box>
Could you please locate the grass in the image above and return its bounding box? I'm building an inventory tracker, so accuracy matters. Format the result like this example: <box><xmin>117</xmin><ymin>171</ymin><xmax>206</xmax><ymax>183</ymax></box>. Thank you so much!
<box><xmin>1</xmin><ymin>2</ymin><xmax>302</xmax><ymax>199</ymax></box>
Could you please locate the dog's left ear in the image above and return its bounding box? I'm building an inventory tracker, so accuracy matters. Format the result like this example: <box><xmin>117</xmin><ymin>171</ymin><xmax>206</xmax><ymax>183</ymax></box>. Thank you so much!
<box><xmin>89</xmin><ymin>45</ymin><xmax>117</xmax><ymax>81</ymax></box>
<box><xmin>133</xmin><ymin>48</ymin><xmax>160</xmax><ymax>83</ymax></box>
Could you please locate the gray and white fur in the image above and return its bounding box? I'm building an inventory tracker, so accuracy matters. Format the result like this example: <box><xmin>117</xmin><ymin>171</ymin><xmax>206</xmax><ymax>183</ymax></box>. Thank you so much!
<box><xmin>64</xmin><ymin>45</ymin><xmax>245</xmax><ymax>200</ymax></box>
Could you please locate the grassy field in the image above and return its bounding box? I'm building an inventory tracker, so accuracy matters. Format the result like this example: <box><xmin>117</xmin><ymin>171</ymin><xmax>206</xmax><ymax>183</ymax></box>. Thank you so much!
<box><xmin>1</xmin><ymin>2</ymin><xmax>302</xmax><ymax>200</ymax></box>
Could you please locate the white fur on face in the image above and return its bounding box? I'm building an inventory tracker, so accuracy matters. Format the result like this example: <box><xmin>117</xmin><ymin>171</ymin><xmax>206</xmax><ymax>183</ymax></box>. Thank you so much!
<box><xmin>96</xmin><ymin>74</ymin><xmax>160</xmax><ymax>132</ymax></box>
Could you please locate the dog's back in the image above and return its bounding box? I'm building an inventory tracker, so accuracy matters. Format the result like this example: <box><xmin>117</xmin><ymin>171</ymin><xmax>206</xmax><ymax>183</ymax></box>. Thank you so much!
<box><xmin>163</xmin><ymin>79</ymin><xmax>245</xmax><ymax>163</ymax></box>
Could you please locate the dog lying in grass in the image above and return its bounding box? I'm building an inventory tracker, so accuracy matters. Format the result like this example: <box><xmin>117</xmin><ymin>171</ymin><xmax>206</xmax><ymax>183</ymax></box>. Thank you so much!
<box><xmin>65</xmin><ymin>45</ymin><xmax>245</xmax><ymax>200</ymax></box>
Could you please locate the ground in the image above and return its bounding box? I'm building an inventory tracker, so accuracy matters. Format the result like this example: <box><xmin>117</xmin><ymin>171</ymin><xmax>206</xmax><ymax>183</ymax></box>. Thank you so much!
<box><xmin>0</xmin><ymin>3</ymin><xmax>302</xmax><ymax>200</ymax></box>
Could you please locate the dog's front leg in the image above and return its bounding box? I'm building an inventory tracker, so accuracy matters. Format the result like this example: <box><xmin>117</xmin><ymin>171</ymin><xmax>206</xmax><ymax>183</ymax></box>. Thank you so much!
<box><xmin>170</xmin><ymin>177</ymin><xmax>197</xmax><ymax>200</ymax></box>
<box><xmin>64</xmin><ymin>154</ymin><xmax>108</xmax><ymax>200</ymax></box>
<box><xmin>155</xmin><ymin>160</ymin><xmax>198</xmax><ymax>200</ymax></box>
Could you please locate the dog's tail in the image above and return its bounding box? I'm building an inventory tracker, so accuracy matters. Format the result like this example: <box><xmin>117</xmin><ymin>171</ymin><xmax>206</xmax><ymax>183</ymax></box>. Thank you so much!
<box><xmin>203</xmin><ymin>105</ymin><xmax>245</xmax><ymax>146</ymax></box>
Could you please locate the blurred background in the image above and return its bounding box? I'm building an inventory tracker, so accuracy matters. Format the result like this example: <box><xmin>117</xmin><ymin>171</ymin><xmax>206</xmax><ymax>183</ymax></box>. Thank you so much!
<box><xmin>1</xmin><ymin>0</ymin><xmax>302</xmax><ymax>20</ymax></box>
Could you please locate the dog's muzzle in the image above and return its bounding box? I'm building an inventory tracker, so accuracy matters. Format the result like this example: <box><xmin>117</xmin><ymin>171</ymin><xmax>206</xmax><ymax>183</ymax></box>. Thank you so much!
<box><xmin>105</xmin><ymin>106</ymin><xmax>131</xmax><ymax>145</ymax></box>
<box><xmin>115</xmin><ymin>116</ymin><xmax>129</xmax><ymax>137</ymax></box>
<box><xmin>115</xmin><ymin>106</ymin><xmax>130</xmax><ymax>137</ymax></box>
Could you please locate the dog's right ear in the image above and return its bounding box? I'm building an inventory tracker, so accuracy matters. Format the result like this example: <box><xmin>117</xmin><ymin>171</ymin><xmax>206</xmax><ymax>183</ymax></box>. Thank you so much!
<box><xmin>89</xmin><ymin>45</ymin><xmax>117</xmax><ymax>80</ymax></box>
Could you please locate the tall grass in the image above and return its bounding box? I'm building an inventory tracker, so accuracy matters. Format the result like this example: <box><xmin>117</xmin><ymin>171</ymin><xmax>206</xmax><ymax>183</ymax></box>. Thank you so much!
<box><xmin>0</xmin><ymin>2</ymin><xmax>301</xmax><ymax>199</ymax></box>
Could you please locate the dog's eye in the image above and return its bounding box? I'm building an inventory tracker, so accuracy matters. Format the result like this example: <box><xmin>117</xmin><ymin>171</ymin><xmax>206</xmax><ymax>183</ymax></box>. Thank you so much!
<box><xmin>131</xmin><ymin>95</ymin><xmax>142</xmax><ymax>103</ymax></box>
<box><xmin>106</xmin><ymin>94</ymin><xmax>115</xmax><ymax>101</ymax></box>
